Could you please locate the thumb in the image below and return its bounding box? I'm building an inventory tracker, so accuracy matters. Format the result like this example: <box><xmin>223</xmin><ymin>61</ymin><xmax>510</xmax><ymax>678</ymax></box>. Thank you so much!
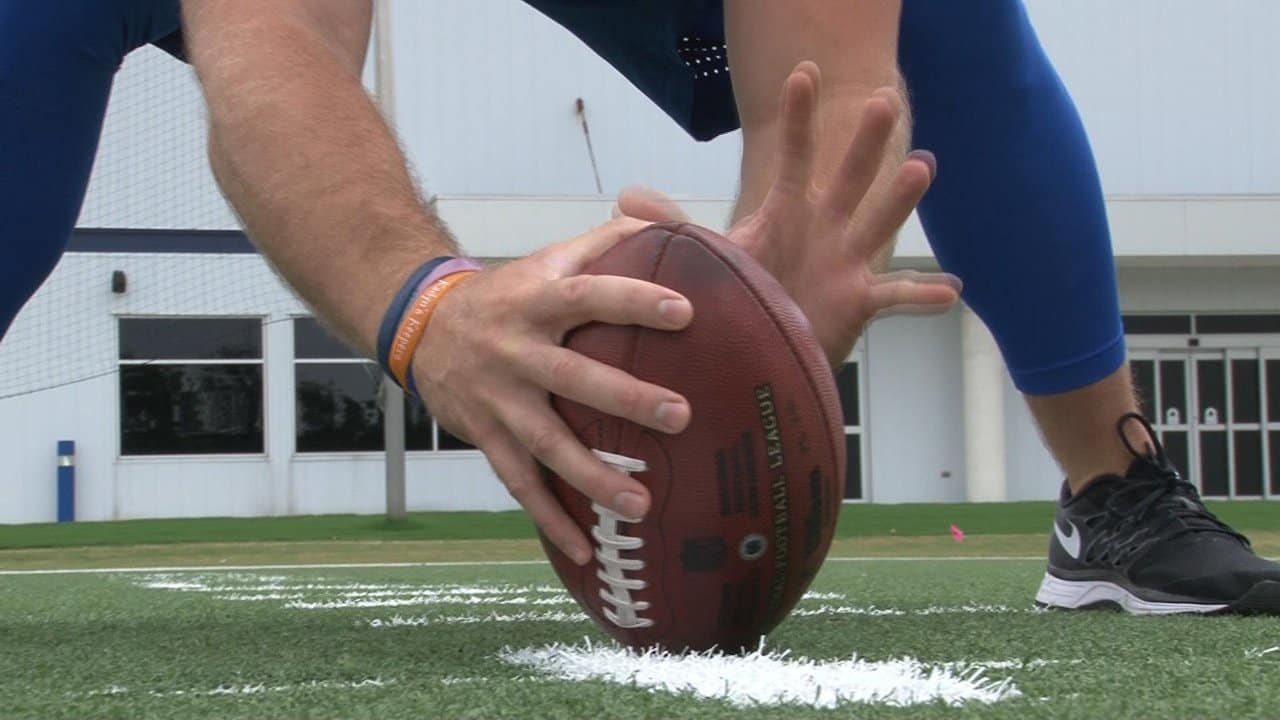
<box><xmin>612</xmin><ymin>185</ymin><xmax>692</xmax><ymax>223</ymax></box>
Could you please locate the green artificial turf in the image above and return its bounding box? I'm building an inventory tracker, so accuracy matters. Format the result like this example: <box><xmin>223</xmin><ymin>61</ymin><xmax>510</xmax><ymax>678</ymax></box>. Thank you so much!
<box><xmin>3</xmin><ymin>556</ymin><xmax>1278</xmax><ymax>719</ymax></box>
<box><xmin>3</xmin><ymin>499</ymin><xmax>1278</xmax><ymax>550</ymax></box>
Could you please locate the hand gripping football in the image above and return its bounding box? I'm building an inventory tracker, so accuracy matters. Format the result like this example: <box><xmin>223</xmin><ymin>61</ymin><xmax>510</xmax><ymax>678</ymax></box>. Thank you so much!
<box><xmin>542</xmin><ymin>222</ymin><xmax>846</xmax><ymax>652</ymax></box>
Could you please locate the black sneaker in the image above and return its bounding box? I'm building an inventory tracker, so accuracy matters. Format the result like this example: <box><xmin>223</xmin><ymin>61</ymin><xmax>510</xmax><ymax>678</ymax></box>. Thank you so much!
<box><xmin>1035</xmin><ymin>412</ymin><xmax>1280</xmax><ymax>614</ymax></box>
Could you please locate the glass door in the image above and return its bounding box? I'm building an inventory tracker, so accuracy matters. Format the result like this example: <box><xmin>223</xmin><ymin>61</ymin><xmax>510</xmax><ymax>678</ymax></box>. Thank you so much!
<box><xmin>1130</xmin><ymin>349</ymin><xmax>1269</xmax><ymax>498</ymax></box>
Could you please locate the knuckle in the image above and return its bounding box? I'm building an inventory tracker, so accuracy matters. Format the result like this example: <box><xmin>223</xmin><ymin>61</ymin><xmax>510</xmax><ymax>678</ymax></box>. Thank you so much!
<box><xmin>615</xmin><ymin>382</ymin><xmax>647</xmax><ymax>418</ymax></box>
<box><xmin>526</xmin><ymin>426</ymin><xmax>562</xmax><ymax>460</ymax></box>
<box><xmin>558</xmin><ymin>274</ymin><xmax>593</xmax><ymax>308</ymax></box>
<box><xmin>546</xmin><ymin>352</ymin><xmax>579</xmax><ymax>386</ymax></box>
<box><xmin>504</xmin><ymin>474</ymin><xmax>534</xmax><ymax>501</ymax></box>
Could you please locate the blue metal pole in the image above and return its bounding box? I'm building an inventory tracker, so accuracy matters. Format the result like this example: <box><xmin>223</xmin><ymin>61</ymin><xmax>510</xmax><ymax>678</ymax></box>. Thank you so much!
<box><xmin>56</xmin><ymin>440</ymin><xmax>75</xmax><ymax>523</ymax></box>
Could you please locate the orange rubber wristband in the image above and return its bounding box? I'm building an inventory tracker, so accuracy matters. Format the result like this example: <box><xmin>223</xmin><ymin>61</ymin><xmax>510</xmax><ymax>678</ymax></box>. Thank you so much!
<box><xmin>387</xmin><ymin>270</ymin><xmax>476</xmax><ymax>388</ymax></box>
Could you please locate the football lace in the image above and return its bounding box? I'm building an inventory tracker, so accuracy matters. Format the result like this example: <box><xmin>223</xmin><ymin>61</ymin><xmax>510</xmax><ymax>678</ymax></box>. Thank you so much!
<box><xmin>590</xmin><ymin>449</ymin><xmax>654</xmax><ymax>629</ymax></box>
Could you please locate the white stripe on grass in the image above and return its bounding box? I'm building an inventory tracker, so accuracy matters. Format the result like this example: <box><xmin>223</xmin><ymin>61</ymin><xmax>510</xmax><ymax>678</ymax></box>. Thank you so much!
<box><xmin>500</xmin><ymin>640</ymin><xmax>1020</xmax><ymax>708</ymax></box>
<box><xmin>82</xmin><ymin>678</ymin><xmax>393</xmax><ymax>699</ymax></box>
<box><xmin>0</xmin><ymin>556</ymin><xmax>1060</xmax><ymax>576</ymax></box>
<box><xmin>367</xmin><ymin>610</ymin><xmax>589</xmax><ymax>627</ymax></box>
<box><xmin>133</xmin><ymin>575</ymin><xmax>1034</xmax><ymax>619</ymax></box>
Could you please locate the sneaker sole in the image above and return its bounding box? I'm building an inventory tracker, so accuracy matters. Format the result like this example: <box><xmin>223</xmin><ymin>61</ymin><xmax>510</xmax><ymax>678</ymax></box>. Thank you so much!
<box><xmin>1035</xmin><ymin>573</ymin><xmax>1228</xmax><ymax>615</ymax></box>
<box><xmin>1226</xmin><ymin>580</ymin><xmax>1280</xmax><ymax>615</ymax></box>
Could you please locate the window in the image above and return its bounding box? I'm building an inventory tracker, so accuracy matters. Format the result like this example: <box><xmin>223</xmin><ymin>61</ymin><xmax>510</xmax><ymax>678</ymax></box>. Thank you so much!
<box><xmin>835</xmin><ymin>361</ymin><xmax>866</xmax><ymax>501</ymax></box>
<box><xmin>293</xmin><ymin>318</ymin><xmax>474</xmax><ymax>452</ymax></box>
<box><xmin>119</xmin><ymin>318</ymin><xmax>264</xmax><ymax>455</ymax></box>
<box><xmin>1122</xmin><ymin>313</ymin><xmax>1280</xmax><ymax>336</ymax></box>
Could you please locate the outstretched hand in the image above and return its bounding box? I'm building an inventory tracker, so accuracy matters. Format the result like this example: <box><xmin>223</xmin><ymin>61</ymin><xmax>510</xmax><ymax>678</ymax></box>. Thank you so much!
<box><xmin>411</xmin><ymin>216</ymin><xmax>693</xmax><ymax>565</ymax></box>
<box><xmin>617</xmin><ymin>62</ymin><xmax>960</xmax><ymax>367</ymax></box>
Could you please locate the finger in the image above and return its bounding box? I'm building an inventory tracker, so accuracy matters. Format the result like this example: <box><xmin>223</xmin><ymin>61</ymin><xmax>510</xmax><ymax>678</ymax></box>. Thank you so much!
<box><xmin>845</xmin><ymin>153</ymin><xmax>933</xmax><ymax>258</ymax></box>
<box><xmin>498</xmin><ymin>396</ymin><xmax>652</xmax><ymax>522</ymax></box>
<box><xmin>613</xmin><ymin>185</ymin><xmax>692</xmax><ymax>223</ymax></box>
<box><xmin>768</xmin><ymin>62</ymin><xmax>821</xmax><ymax>198</ymax></box>
<box><xmin>866</xmin><ymin>273</ymin><xmax>961</xmax><ymax>319</ymax></box>
<box><xmin>477</xmin><ymin>427</ymin><xmax>593</xmax><ymax>565</ymax></box>
<box><xmin>526</xmin><ymin>345</ymin><xmax>691</xmax><ymax>434</ymax></box>
<box><xmin>541</xmin><ymin>215</ymin><xmax>652</xmax><ymax>273</ymax></box>
<box><xmin>532</xmin><ymin>273</ymin><xmax>693</xmax><ymax>332</ymax></box>
<box><xmin>820</xmin><ymin>88</ymin><xmax>901</xmax><ymax>220</ymax></box>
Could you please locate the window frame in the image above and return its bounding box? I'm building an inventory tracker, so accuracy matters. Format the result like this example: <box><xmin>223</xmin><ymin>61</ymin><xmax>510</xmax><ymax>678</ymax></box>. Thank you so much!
<box><xmin>838</xmin><ymin>345</ymin><xmax>869</xmax><ymax>504</ymax></box>
<box><xmin>290</xmin><ymin>316</ymin><xmax>481</xmax><ymax>456</ymax></box>
<box><xmin>116</xmin><ymin>315</ymin><xmax>268</xmax><ymax>460</ymax></box>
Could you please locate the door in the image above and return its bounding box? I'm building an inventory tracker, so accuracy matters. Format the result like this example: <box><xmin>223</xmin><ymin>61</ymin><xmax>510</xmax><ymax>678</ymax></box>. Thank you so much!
<box><xmin>1130</xmin><ymin>349</ymin><xmax>1270</xmax><ymax>498</ymax></box>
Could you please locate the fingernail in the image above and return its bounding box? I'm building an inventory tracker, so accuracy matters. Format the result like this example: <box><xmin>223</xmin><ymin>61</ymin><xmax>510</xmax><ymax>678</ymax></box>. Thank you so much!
<box><xmin>655</xmin><ymin>400</ymin><xmax>689</xmax><ymax>432</ymax></box>
<box><xmin>658</xmin><ymin>299</ymin><xmax>691</xmax><ymax>326</ymax></box>
<box><xmin>908</xmin><ymin>149</ymin><xmax>937</xmax><ymax>180</ymax></box>
<box><xmin>613</xmin><ymin>491</ymin><xmax>648</xmax><ymax>519</ymax></box>
<box><xmin>572</xmin><ymin>545</ymin><xmax>593</xmax><ymax>565</ymax></box>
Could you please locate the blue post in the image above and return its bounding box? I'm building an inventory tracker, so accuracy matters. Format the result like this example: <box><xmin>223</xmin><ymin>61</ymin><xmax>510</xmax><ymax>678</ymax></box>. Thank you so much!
<box><xmin>56</xmin><ymin>440</ymin><xmax>75</xmax><ymax>523</ymax></box>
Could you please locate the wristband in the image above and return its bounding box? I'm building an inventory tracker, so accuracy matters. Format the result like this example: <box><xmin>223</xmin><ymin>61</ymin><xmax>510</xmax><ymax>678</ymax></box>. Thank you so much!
<box><xmin>389</xmin><ymin>270</ymin><xmax>477</xmax><ymax>397</ymax></box>
<box><xmin>376</xmin><ymin>256</ymin><xmax>454</xmax><ymax>379</ymax></box>
<box><xmin>417</xmin><ymin>257</ymin><xmax>485</xmax><ymax>298</ymax></box>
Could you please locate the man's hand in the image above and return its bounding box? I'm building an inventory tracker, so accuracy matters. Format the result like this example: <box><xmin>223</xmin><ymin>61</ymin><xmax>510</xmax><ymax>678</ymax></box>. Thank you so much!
<box><xmin>618</xmin><ymin>63</ymin><xmax>960</xmax><ymax>366</ymax></box>
<box><xmin>411</xmin><ymin>216</ymin><xmax>693</xmax><ymax>565</ymax></box>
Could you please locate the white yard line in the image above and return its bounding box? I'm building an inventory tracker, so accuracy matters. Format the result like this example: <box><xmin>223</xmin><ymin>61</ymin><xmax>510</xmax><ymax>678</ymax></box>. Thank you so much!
<box><xmin>0</xmin><ymin>556</ymin><xmax>1047</xmax><ymax>576</ymax></box>
<box><xmin>7</xmin><ymin>553</ymin><xmax>1275</xmax><ymax>575</ymax></box>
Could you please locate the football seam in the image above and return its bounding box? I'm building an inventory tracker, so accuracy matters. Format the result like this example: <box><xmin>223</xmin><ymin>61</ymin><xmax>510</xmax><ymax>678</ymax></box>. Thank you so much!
<box><xmin>667</xmin><ymin>225</ymin><xmax>843</xmax><ymax>628</ymax></box>
<box><xmin>618</xmin><ymin>230</ymin><xmax>675</xmax><ymax>646</ymax></box>
<box><xmin>668</xmin><ymin>226</ymin><xmax>843</xmax><ymax>489</ymax></box>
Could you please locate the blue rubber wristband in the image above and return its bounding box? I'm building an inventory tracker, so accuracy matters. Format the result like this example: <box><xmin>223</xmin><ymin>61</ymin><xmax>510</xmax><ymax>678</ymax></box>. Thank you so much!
<box><xmin>376</xmin><ymin>256</ymin><xmax>454</xmax><ymax>384</ymax></box>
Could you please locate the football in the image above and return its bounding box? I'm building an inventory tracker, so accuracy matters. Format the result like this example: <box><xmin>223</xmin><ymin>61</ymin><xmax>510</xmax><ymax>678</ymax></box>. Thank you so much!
<box><xmin>542</xmin><ymin>221</ymin><xmax>846</xmax><ymax>652</ymax></box>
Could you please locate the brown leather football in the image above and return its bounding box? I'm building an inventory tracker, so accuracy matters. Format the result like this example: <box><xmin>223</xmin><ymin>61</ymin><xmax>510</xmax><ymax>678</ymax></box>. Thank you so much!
<box><xmin>542</xmin><ymin>221</ymin><xmax>846</xmax><ymax>652</ymax></box>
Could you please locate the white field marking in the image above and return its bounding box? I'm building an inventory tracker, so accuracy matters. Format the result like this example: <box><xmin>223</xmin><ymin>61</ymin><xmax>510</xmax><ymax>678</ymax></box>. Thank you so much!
<box><xmin>0</xmin><ymin>556</ymin><xmax>1072</xmax><ymax>577</ymax></box>
<box><xmin>134</xmin><ymin>575</ymin><xmax>582</xmax><ymax>609</ymax></box>
<box><xmin>133</xmin><ymin>575</ymin><xmax>843</xmax><ymax>613</ymax></box>
<box><xmin>81</xmin><ymin>678</ymin><xmax>393</xmax><ymax>699</ymax></box>
<box><xmin>284</xmin><ymin>595</ymin><xmax>575</xmax><ymax>609</ymax></box>
<box><xmin>1245</xmin><ymin>646</ymin><xmax>1280</xmax><ymax>659</ymax></box>
<box><xmin>0</xmin><ymin>560</ymin><xmax>548</xmax><ymax>576</ymax></box>
<box><xmin>791</xmin><ymin>603</ymin><xmax>1035</xmax><ymax>618</ymax></box>
<box><xmin>941</xmin><ymin>658</ymin><xmax>1080</xmax><ymax>671</ymax></box>
<box><xmin>500</xmin><ymin>640</ymin><xmax>1019</xmax><ymax>708</ymax></box>
<box><xmin>439</xmin><ymin>676</ymin><xmax>550</xmax><ymax>686</ymax></box>
<box><xmin>367</xmin><ymin>610</ymin><xmax>589</xmax><ymax>627</ymax></box>
<box><xmin>136</xmin><ymin>574</ymin><xmax>1036</xmax><ymax>623</ymax></box>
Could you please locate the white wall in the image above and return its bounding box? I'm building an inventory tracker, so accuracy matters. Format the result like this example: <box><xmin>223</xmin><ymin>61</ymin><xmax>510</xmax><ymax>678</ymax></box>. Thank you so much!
<box><xmin>863</xmin><ymin>310</ymin><xmax>967</xmax><ymax>503</ymax></box>
<box><xmin>0</xmin><ymin>253</ymin><xmax>516</xmax><ymax>524</ymax></box>
<box><xmin>1028</xmin><ymin>0</ymin><xmax>1280</xmax><ymax>196</ymax></box>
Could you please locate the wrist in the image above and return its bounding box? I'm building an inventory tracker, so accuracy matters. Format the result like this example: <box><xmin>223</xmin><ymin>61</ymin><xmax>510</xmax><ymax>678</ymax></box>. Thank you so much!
<box><xmin>377</xmin><ymin>256</ymin><xmax>484</xmax><ymax>397</ymax></box>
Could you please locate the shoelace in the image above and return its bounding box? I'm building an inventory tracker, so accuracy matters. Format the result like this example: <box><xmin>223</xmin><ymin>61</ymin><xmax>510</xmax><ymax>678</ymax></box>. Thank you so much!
<box><xmin>1105</xmin><ymin>413</ymin><xmax>1247</xmax><ymax>545</ymax></box>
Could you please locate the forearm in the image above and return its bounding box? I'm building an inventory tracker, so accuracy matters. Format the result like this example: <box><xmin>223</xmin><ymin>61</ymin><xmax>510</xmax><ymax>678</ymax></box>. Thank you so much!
<box><xmin>183</xmin><ymin>1</ymin><xmax>453</xmax><ymax>356</ymax></box>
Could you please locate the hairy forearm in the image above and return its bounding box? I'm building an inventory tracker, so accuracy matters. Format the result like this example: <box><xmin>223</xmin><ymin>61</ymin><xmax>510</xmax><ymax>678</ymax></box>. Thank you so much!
<box><xmin>184</xmin><ymin>2</ymin><xmax>454</xmax><ymax>356</ymax></box>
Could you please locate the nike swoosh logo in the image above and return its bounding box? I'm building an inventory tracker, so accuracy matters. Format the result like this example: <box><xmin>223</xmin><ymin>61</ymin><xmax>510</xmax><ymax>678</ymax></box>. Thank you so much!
<box><xmin>1054</xmin><ymin>520</ymin><xmax>1082</xmax><ymax>559</ymax></box>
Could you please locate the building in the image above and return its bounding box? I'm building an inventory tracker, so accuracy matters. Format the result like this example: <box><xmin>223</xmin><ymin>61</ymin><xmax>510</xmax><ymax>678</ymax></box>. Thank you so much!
<box><xmin>4</xmin><ymin>1</ymin><xmax>1280</xmax><ymax>524</ymax></box>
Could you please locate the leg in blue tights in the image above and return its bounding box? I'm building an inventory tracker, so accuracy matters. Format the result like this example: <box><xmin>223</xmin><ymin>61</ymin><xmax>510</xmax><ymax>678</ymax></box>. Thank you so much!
<box><xmin>899</xmin><ymin>0</ymin><xmax>1140</xmax><ymax>486</ymax></box>
<box><xmin>0</xmin><ymin>0</ymin><xmax>181</xmax><ymax>338</ymax></box>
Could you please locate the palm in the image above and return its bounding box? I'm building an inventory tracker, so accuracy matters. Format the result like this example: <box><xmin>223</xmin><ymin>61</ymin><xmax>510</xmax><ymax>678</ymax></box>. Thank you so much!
<box><xmin>618</xmin><ymin>63</ymin><xmax>959</xmax><ymax>366</ymax></box>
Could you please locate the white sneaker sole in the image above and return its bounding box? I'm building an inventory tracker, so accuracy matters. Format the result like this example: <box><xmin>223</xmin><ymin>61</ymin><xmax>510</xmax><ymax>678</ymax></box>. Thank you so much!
<box><xmin>1034</xmin><ymin>573</ymin><xmax>1229</xmax><ymax>615</ymax></box>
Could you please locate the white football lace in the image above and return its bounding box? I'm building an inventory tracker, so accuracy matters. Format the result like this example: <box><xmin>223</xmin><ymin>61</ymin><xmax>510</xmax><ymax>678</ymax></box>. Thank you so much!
<box><xmin>590</xmin><ymin>449</ymin><xmax>653</xmax><ymax>629</ymax></box>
